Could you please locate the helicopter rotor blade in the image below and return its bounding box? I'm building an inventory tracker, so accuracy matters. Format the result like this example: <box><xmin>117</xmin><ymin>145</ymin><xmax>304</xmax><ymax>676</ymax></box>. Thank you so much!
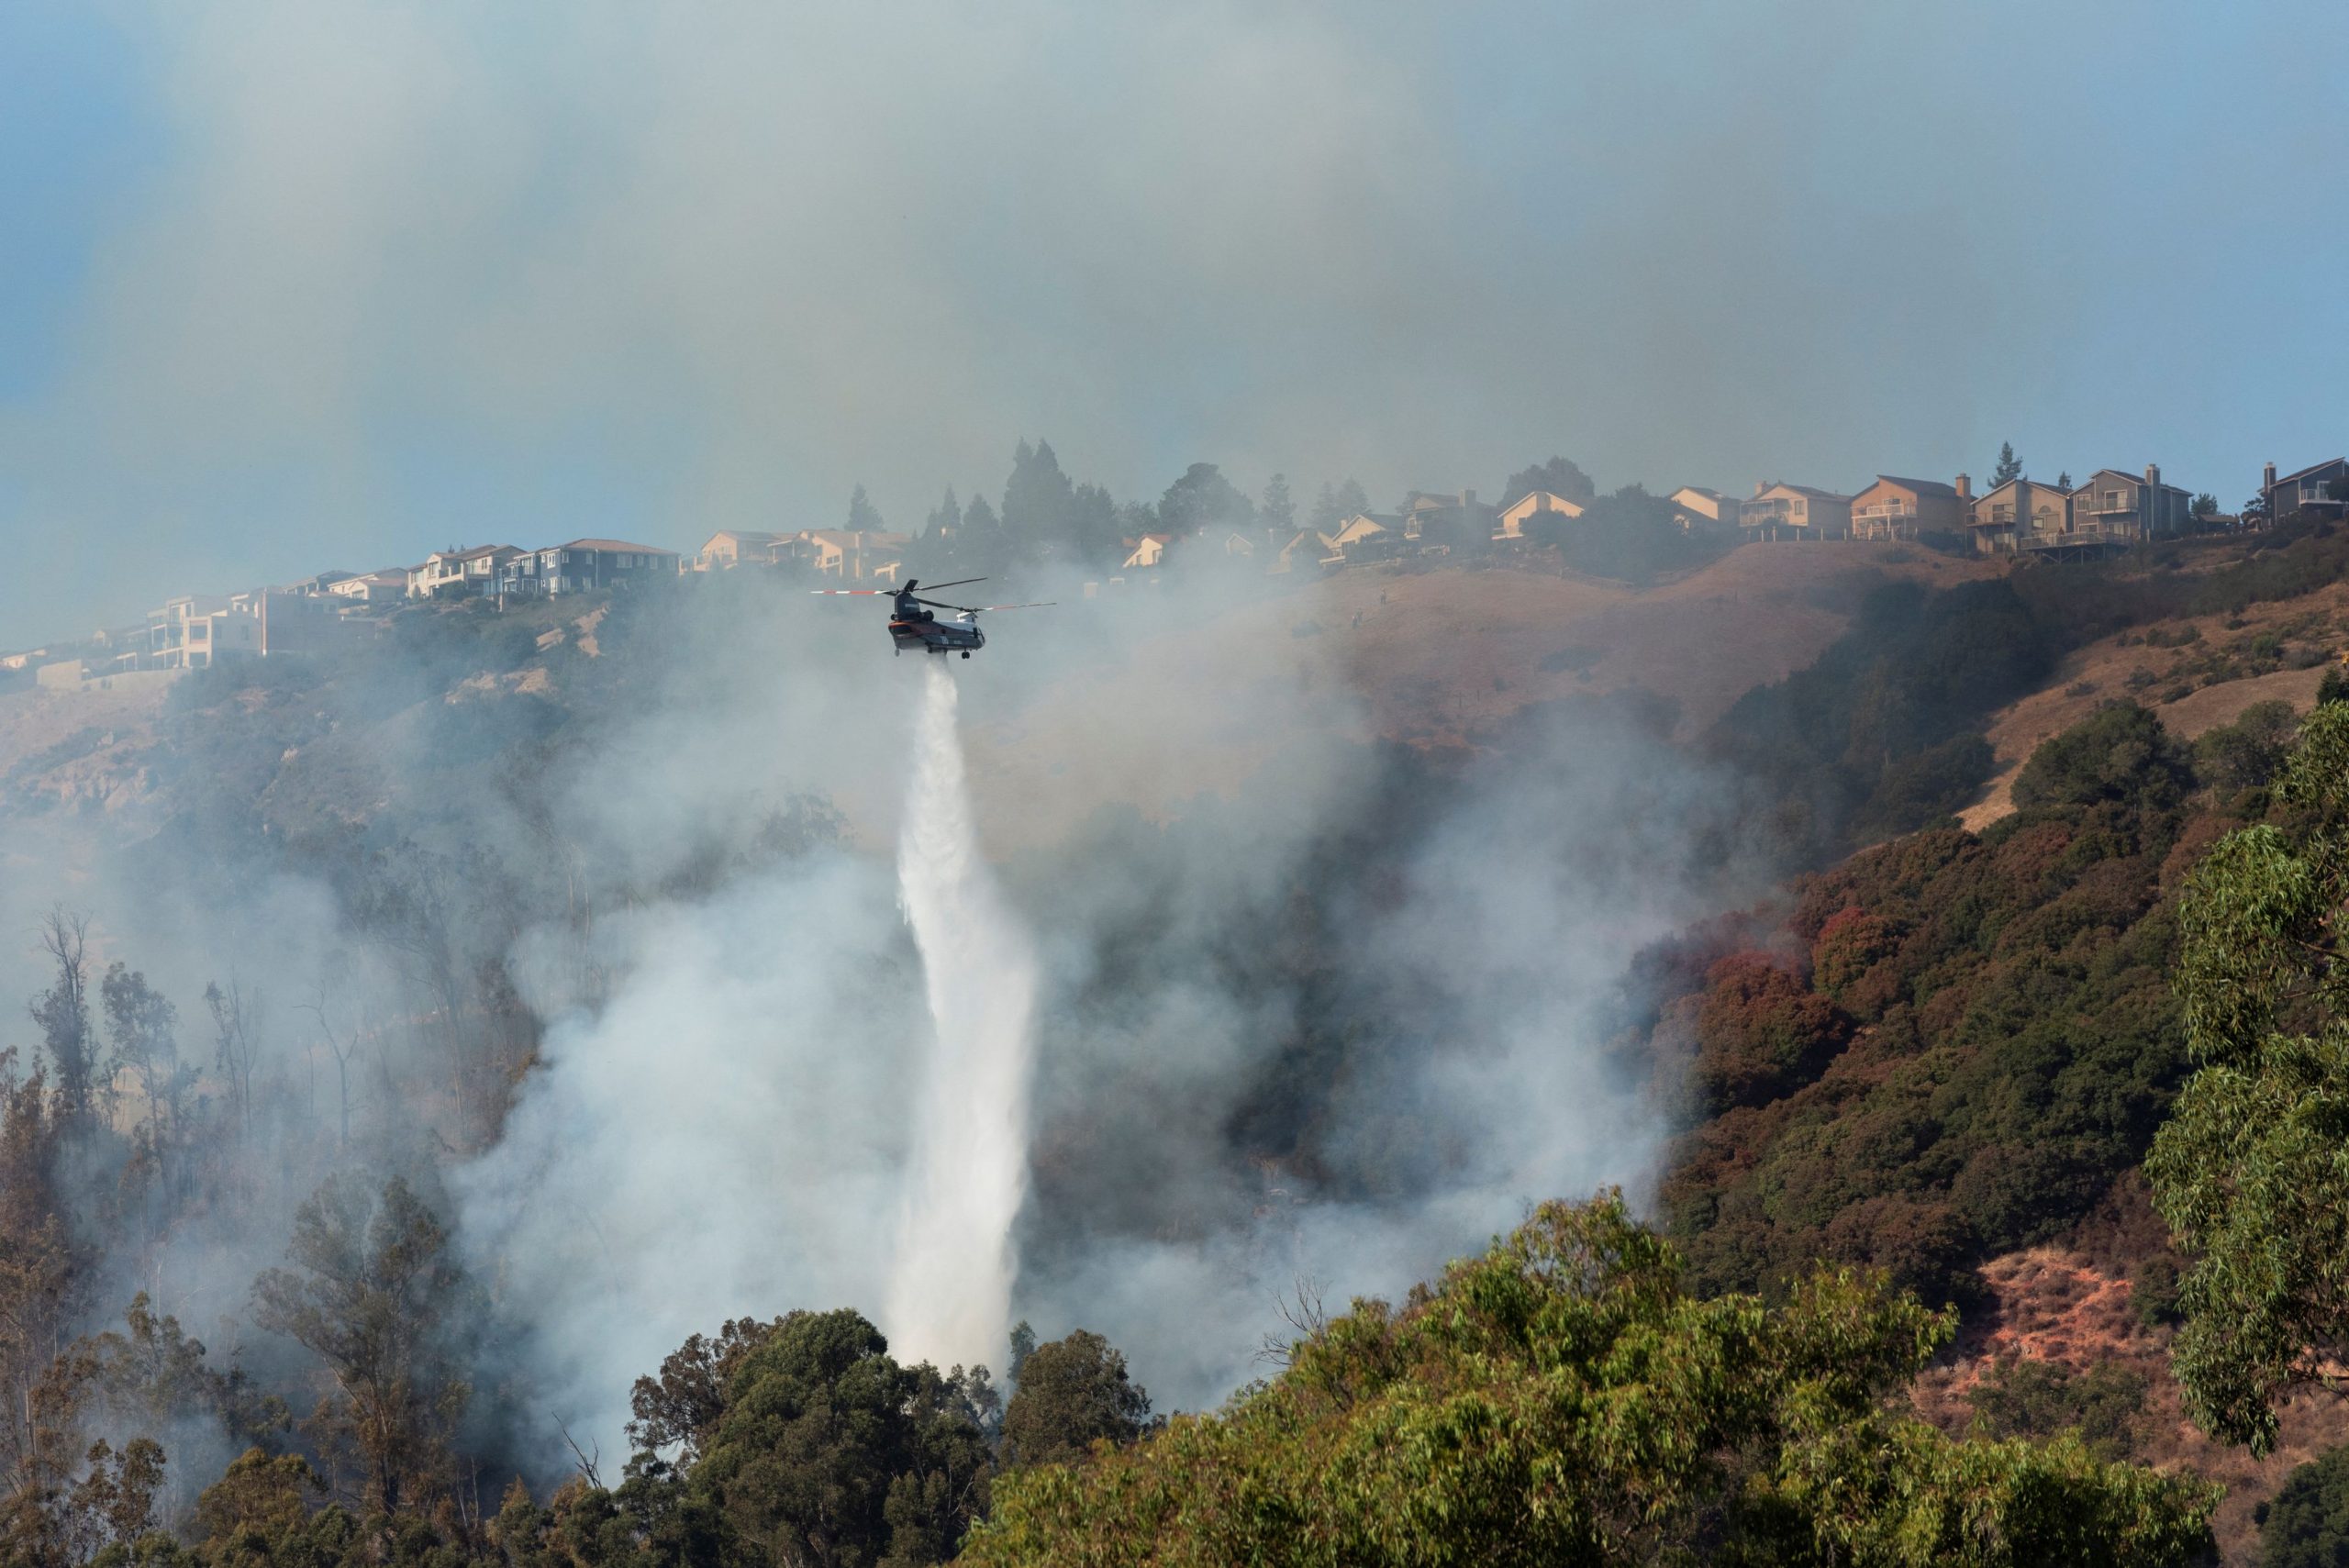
<box><xmin>920</xmin><ymin>576</ymin><xmax>986</xmax><ymax>591</ymax></box>
<box><xmin>809</xmin><ymin>588</ymin><xmax>892</xmax><ymax>595</ymax></box>
<box><xmin>969</xmin><ymin>602</ymin><xmax>1054</xmax><ymax>612</ymax></box>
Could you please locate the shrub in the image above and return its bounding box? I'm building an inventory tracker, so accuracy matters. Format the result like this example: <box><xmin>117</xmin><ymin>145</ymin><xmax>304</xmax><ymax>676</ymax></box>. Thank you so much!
<box><xmin>2258</xmin><ymin>1443</ymin><xmax>2349</xmax><ymax>1568</ymax></box>
<box><xmin>1969</xmin><ymin>1357</ymin><xmax>2150</xmax><ymax>1463</ymax></box>
<box><xmin>2010</xmin><ymin>701</ymin><xmax>2192</xmax><ymax>814</ymax></box>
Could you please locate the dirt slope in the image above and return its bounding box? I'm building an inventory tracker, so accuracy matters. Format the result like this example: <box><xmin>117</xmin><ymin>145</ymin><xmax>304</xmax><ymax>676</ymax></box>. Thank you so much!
<box><xmin>1914</xmin><ymin>1247</ymin><xmax>2349</xmax><ymax>1564</ymax></box>
<box><xmin>1960</xmin><ymin>583</ymin><xmax>2349</xmax><ymax>830</ymax></box>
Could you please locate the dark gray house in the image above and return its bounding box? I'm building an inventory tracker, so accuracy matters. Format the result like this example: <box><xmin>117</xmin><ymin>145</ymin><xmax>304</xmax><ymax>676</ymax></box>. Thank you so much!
<box><xmin>2263</xmin><ymin>458</ymin><xmax>2347</xmax><ymax>522</ymax></box>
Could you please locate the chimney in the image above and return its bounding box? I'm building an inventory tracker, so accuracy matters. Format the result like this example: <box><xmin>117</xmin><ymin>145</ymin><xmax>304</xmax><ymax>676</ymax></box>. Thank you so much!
<box><xmin>1954</xmin><ymin>473</ymin><xmax>1972</xmax><ymax>502</ymax></box>
<box><xmin>1753</xmin><ymin>481</ymin><xmax>1768</xmax><ymax>498</ymax></box>
<box><xmin>1461</xmin><ymin>488</ymin><xmax>1475</xmax><ymax>509</ymax></box>
<box><xmin>2265</xmin><ymin>461</ymin><xmax>2277</xmax><ymax>490</ymax></box>
<box><xmin>2145</xmin><ymin>462</ymin><xmax>2160</xmax><ymax>491</ymax></box>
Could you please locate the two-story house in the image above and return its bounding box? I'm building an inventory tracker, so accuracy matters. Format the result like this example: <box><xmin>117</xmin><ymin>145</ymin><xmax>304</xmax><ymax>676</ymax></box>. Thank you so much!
<box><xmin>325</xmin><ymin>570</ymin><xmax>411</xmax><ymax>602</ymax></box>
<box><xmin>776</xmin><ymin>529</ymin><xmax>911</xmax><ymax>580</ymax></box>
<box><xmin>1497</xmin><ymin>490</ymin><xmax>1586</xmax><ymax>540</ymax></box>
<box><xmin>2263</xmin><ymin>458</ymin><xmax>2347</xmax><ymax>522</ymax></box>
<box><xmin>1966</xmin><ymin>478</ymin><xmax>2074</xmax><ymax>554</ymax></box>
<box><xmin>1742</xmin><ymin>483</ymin><xmax>1854</xmax><ymax>539</ymax></box>
<box><xmin>1848</xmin><ymin>475</ymin><xmax>1968</xmax><ymax>541</ymax></box>
<box><xmin>2068</xmin><ymin>465</ymin><xmax>2194</xmax><ymax>542</ymax></box>
<box><xmin>687</xmin><ymin>529</ymin><xmax>785</xmax><ymax>572</ymax></box>
<box><xmin>410</xmin><ymin>545</ymin><xmax>523</xmax><ymax>598</ymax></box>
<box><xmin>498</xmin><ymin>539</ymin><xmax>682</xmax><ymax>597</ymax></box>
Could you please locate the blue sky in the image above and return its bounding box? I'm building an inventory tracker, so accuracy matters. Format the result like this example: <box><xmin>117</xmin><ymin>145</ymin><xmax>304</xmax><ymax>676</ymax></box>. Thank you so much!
<box><xmin>1</xmin><ymin>0</ymin><xmax>2344</xmax><ymax>643</ymax></box>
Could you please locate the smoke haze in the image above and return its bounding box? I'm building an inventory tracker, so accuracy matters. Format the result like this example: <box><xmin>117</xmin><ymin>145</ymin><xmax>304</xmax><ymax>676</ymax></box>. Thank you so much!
<box><xmin>6</xmin><ymin>1</ymin><xmax>2349</xmax><ymax>638</ymax></box>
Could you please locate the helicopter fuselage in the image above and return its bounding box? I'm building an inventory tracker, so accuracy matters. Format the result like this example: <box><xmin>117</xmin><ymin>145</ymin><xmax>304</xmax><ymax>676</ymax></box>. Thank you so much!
<box><xmin>890</xmin><ymin>614</ymin><xmax>986</xmax><ymax>656</ymax></box>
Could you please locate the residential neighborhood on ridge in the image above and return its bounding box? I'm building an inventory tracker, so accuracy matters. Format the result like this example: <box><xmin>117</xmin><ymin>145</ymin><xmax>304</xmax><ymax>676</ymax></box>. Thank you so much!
<box><xmin>14</xmin><ymin>452</ymin><xmax>2347</xmax><ymax>694</ymax></box>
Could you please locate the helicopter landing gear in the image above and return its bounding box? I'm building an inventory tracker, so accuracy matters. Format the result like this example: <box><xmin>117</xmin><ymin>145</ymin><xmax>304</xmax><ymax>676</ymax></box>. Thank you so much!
<box><xmin>961</xmin><ymin>650</ymin><xmax>971</xmax><ymax>659</ymax></box>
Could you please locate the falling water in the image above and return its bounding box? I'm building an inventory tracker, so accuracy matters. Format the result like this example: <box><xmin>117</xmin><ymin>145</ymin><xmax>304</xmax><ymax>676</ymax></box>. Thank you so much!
<box><xmin>885</xmin><ymin>662</ymin><xmax>1040</xmax><ymax>1372</ymax></box>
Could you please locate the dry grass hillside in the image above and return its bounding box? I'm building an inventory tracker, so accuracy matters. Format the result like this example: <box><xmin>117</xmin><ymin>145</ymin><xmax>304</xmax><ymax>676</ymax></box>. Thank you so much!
<box><xmin>1960</xmin><ymin>581</ymin><xmax>2349</xmax><ymax>829</ymax></box>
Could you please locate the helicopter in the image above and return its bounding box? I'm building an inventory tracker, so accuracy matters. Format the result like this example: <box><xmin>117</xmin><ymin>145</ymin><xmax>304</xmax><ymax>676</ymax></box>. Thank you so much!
<box><xmin>809</xmin><ymin>578</ymin><xmax>1052</xmax><ymax>657</ymax></box>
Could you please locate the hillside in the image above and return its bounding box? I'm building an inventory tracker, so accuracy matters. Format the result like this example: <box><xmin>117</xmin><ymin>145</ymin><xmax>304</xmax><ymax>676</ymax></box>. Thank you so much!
<box><xmin>1961</xmin><ymin>578</ymin><xmax>2349</xmax><ymax>829</ymax></box>
<box><xmin>962</xmin><ymin>540</ymin><xmax>1998</xmax><ymax>842</ymax></box>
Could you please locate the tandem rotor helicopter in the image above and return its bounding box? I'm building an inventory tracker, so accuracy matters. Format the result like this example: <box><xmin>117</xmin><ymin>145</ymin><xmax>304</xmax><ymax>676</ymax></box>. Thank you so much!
<box><xmin>810</xmin><ymin>578</ymin><xmax>1052</xmax><ymax>657</ymax></box>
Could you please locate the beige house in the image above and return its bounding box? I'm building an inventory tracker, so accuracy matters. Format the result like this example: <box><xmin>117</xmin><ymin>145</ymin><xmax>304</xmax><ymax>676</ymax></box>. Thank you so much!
<box><xmin>1742</xmin><ymin>484</ymin><xmax>1854</xmax><ymax>539</ymax></box>
<box><xmin>1122</xmin><ymin>534</ymin><xmax>1172</xmax><ymax>570</ymax></box>
<box><xmin>1327</xmin><ymin>512</ymin><xmax>1408</xmax><ymax>561</ymax></box>
<box><xmin>1967</xmin><ymin>478</ymin><xmax>2074</xmax><ymax>554</ymax></box>
<box><xmin>326</xmin><ymin>570</ymin><xmax>410</xmax><ymax>602</ymax></box>
<box><xmin>1270</xmin><ymin>531</ymin><xmax>1336</xmax><ymax>573</ymax></box>
<box><xmin>1667</xmin><ymin>487</ymin><xmax>1740</xmax><ymax>535</ymax></box>
<box><xmin>410</xmin><ymin>545</ymin><xmax>522</xmax><ymax>598</ymax></box>
<box><xmin>145</xmin><ymin>590</ymin><xmax>360</xmax><ymax>670</ymax></box>
<box><xmin>780</xmin><ymin>529</ymin><xmax>910</xmax><ymax>580</ymax></box>
<box><xmin>688</xmin><ymin>529</ymin><xmax>785</xmax><ymax>572</ymax></box>
<box><xmin>1497</xmin><ymin>490</ymin><xmax>1586</xmax><ymax>540</ymax></box>
<box><xmin>1848</xmin><ymin>475</ymin><xmax>1969</xmax><ymax>541</ymax></box>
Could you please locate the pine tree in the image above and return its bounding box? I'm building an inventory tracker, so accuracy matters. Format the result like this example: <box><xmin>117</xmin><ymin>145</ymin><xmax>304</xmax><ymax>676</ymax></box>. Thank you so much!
<box><xmin>1261</xmin><ymin>474</ymin><xmax>1297</xmax><ymax>538</ymax></box>
<box><xmin>923</xmin><ymin>488</ymin><xmax>962</xmax><ymax>541</ymax></box>
<box><xmin>1993</xmin><ymin>443</ymin><xmax>2023</xmax><ymax>486</ymax></box>
<box><xmin>847</xmin><ymin>484</ymin><xmax>884</xmax><ymax>533</ymax></box>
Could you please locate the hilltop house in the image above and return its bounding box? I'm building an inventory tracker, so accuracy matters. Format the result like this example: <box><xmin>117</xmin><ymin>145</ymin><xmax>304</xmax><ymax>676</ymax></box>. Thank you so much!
<box><xmin>2068</xmin><ymin>465</ymin><xmax>2194</xmax><ymax>542</ymax></box>
<box><xmin>410</xmin><ymin>546</ymin><xmax>523</xmax><ymax>599</ymax></box>
<box><xmin>1742</xmin><ymin>483</ymin><xmax>1854</xmax><ymax>539</ymax></box>
<box><xmin>1497</xmin><ymin>490</ymin><xmax>1586</xmax><ymax>539</ymax></box>
<box><xmin>1399</xmin><ymin>490</ymin><xmax>1497</xmax><ymax>549</ymax></box>
<box><xmin>1328</xmin><ymin>512</ymin><xmax>1408</xmax><ymax>562</ymax></box>
<box><xmin>687</xmin><ymin>529</ymin><xmax>785</xmax><ymax>572</ymax></box>
<box><xmin>774</xmin><ymin>528</ymin><xmax>909</xmax><ymax>580</ymax></box>
<box><xmin>497</xmin><ymin>539</ymin><xmax>681</xmax><ymax>597</ymax></box>
<box><xmin>143</xmin><ymin>589</ymin><xmax>362</xmax><ymax>670</ymax></box>
<box><xmin>2263</xmin><ymin>458</ymin><xmax>2347</xmax><ymax>522</ymax></box>
<box><xmin>1121</xmin><ymin>534</ymin><xmax>1173</xmax><ymax>570</ymax></box>
<box><xmin>1848</xmin><ymin>475</ymin><xmax>1969</xmax><ymax>541</ymax></box>
<box><xmin>1966</xmin><ymin>477</ymin><xmax>2075</xmax><ymax>554</ymax></box>
<box><xmin>1666</xmin><ymin>487</ymin><xmax>1740</xmax><ymax>536</ymax></box>
<box><xmin>1269</xmin><ymin>530</ymin><xmax>1337</xmax><ymax>573</ymax></box>
<box><xmin>325</xmin><ymin>570</ymin><xmax>410</xmax><ymax>602</ymax></box>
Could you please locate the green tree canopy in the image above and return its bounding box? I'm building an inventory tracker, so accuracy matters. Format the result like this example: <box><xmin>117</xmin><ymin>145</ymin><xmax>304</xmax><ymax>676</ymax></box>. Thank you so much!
<box><xmin>686</xmin><ymin>1308</ymin><xmax>993</xmax><ymax>1567</ymax></box>
<box><xmin>2009</xmin><ymin>700</ymin><xmax>2192</xmax><ymax>814</ymax></box>
<box><xmin>2146</xmin><ymin>702</ymin><xmax>2349</xmax><ymax>1452</ymax></box>
<box><xmin>1155</xmin><ymin>462</ymin><xmax>1253</xmax><ymax>539</ymax></box>
<box><xmin>1001</xmin><ymin>1330</ymin><xmax>1152</xmax><ymax>1467</ymax></box>
<box><xmin>1501</xmin><ymin>454</ymin><xmax>1596</xmax><ymax>505</ymax></box>
<box><xmin>1993</xmin><ymin>442</ymin><xmax>2023</xmax><ymax>486</ymax></box>
<box><xmin>2258</xmin><ymin>1442</ymin><xmax>2349</xmax><ymax>1568</ymax></box>
<box><xmin>964</xmin><ymin>1194</ymin><xmax>2216</xmax><ymax>1567</ymax></box>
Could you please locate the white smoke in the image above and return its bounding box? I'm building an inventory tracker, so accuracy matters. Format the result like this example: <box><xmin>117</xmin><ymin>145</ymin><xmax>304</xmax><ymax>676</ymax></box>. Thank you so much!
<box><xmin>885</xmin><ymin>662</ymin><xmax>1039</xmax><ymax>1372</ymax></box>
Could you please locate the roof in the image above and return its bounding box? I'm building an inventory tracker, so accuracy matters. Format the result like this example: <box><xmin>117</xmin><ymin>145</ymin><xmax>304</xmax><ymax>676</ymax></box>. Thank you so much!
<box><xmin>801</xmin><ymin>529</ymin><xmax>912</xmax><ymax>549</ymax></box>
<box><xmin>1867</xmin><ymin>475</ymin><xmax>1960</xmax><ymax>500</ymax></box>
<box><xmin>1509</xmin><ymin>489</ymin><xmax>1586</xmax><ymax>510</ymax></box>
<box><xmin>1753</xmin><ymin>483</ymin><xmax>1852</xmax><ymax>503</ymax></box>
<box><xmin>705</xmin><ymin>528</ymin><xmax>782</xmax><ymax>546</ymax></box>
<box><xmin>2276</xmin><ymin>456</ymin><xmax>2349</xmax><ymax>485</ymax></box>
<box><xmin>2076</xmin><ymin>468</ymin><xmax>2193</xmax><ymax>498</ymax></box>
<box><xmin>431</xmin><ymin>543</ymin><xmax>521</xmax><ymax>563</ymax></box>
<box><xmin>551</xmin><ymin>538</ymin><xmax>679</xmax><ymax>554</ymax></box>
<box><xmin>1670</xmin><ymin>486</ymin><xmax>1727</xmax><ymax>502</ymax></box>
